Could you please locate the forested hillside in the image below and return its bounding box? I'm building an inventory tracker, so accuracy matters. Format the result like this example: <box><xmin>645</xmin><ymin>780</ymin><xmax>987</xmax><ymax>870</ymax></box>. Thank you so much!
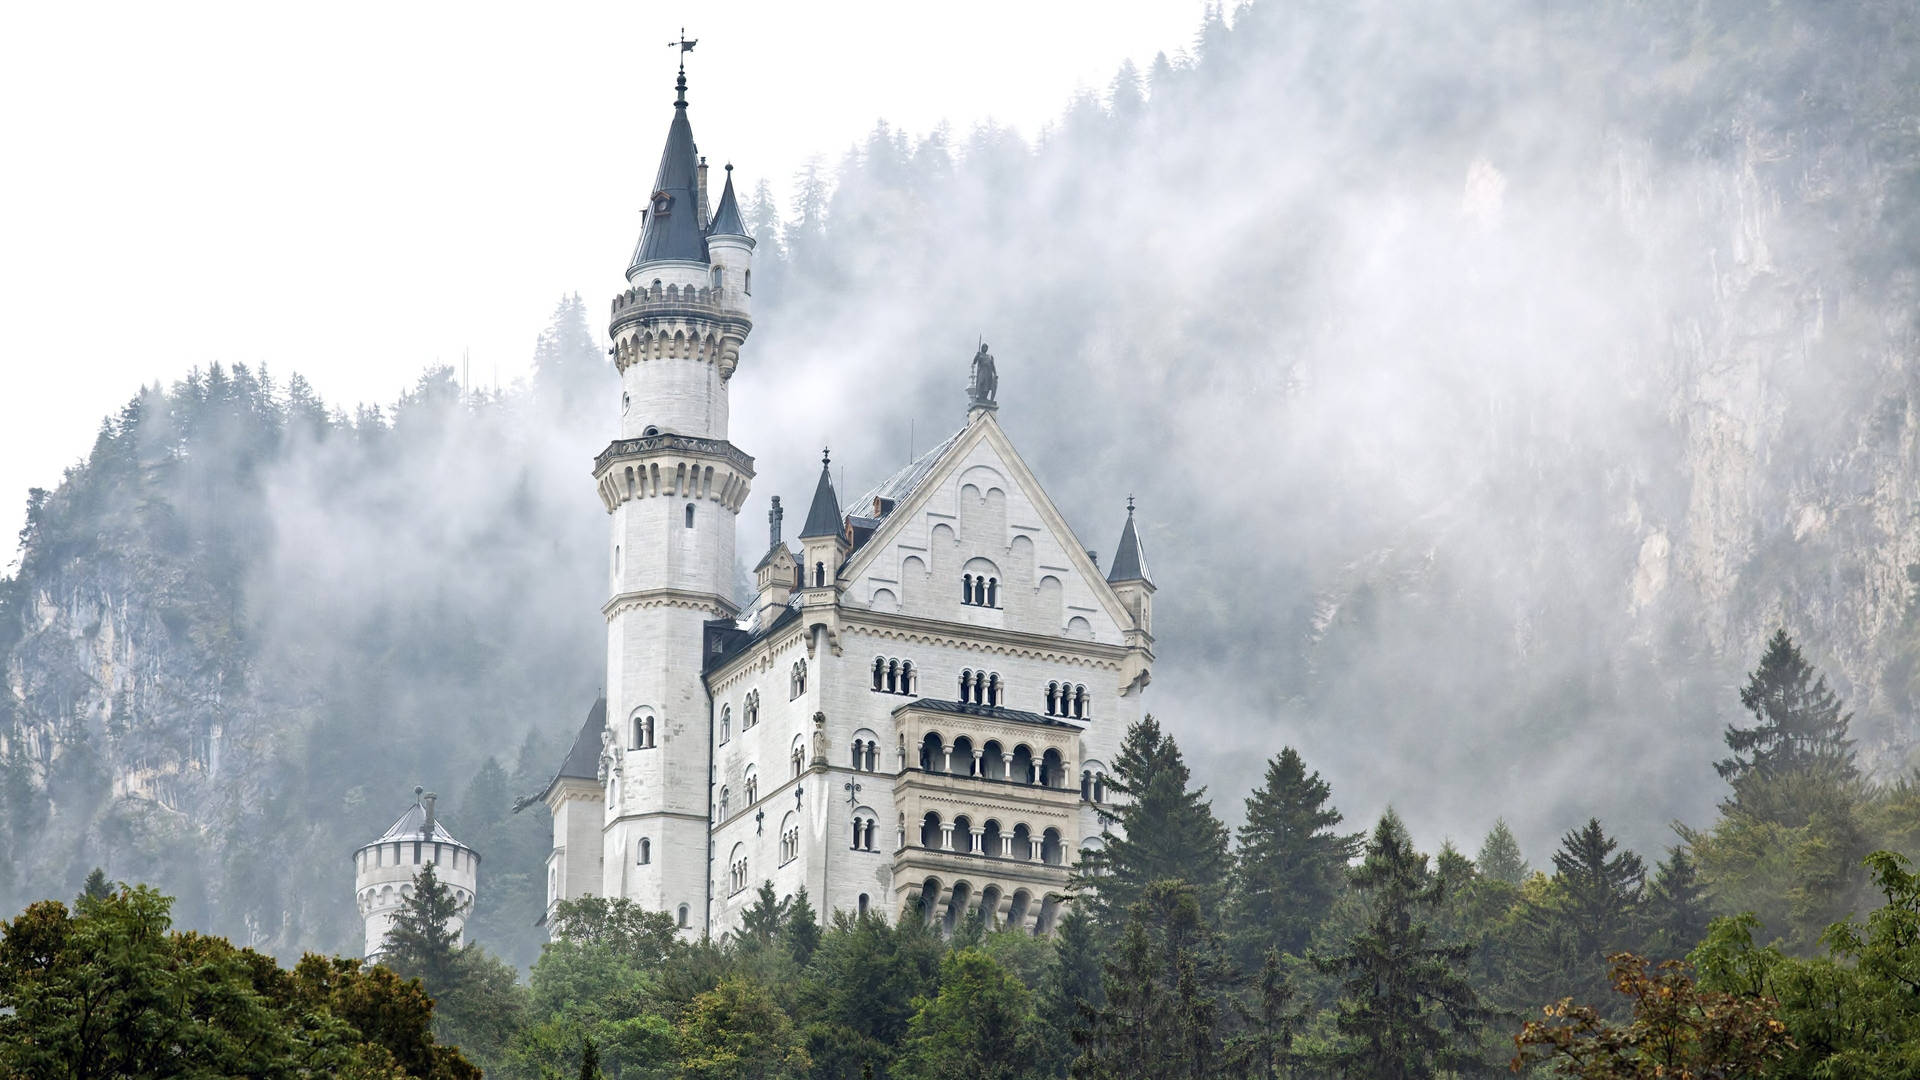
<box><xmin>8</xmin><ymin>0</ymin><xmax>1920</xmax><ymax>971</ymax></box>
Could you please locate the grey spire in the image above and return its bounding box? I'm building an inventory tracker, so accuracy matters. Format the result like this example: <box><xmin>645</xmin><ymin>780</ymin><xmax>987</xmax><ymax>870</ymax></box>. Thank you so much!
<box><xmin>630</xmin><ymin>70</ymin><xmax>710</xmax><ymax>268</ymax></box>
<box><xmin>769</xmin><ymin>495</ymin><xmax>784</xmax><ymax>547</ymax></box>
<box><xmin>707</xmin><ymin>163</ymin><xmax>747</xmax><ymax>237</ymax></box>
<box><xmin>1106</xmin><ymin>497</ymin><xmax>1152</xmax><ymax>584</ymax></box>
<box><xmin>800</xmin><ymin>449</ymin><xmax>843</xmax><ymax>539</ymax></box>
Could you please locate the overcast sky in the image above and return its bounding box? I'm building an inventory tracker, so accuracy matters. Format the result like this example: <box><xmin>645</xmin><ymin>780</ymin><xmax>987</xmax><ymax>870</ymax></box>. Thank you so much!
<box><xmin>0</xmin><ymin>1</ymin><xmax>1210</xmax><ymax>566</ymax></box>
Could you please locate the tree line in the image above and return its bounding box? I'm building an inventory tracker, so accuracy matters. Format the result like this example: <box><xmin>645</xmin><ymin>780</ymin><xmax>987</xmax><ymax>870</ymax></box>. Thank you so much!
<box><xmin>12</xmin><ymin>629</ymin><xmax>1920</xmax><ymax>1078</ymax></box>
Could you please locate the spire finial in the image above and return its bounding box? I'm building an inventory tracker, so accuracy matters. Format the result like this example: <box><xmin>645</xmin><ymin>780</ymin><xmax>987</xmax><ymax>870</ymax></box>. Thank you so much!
<box><xmin>668</xmin><ymin>28</ymin><xmax>697</xmax><ymax>105</ymax></box>
<box><xmin>822</xmin><ymin>447</ymin><xmax>831</xmax><ymax>467</ymax></box>
<box><xmin>1127</xmin><ymin>495</ymin><xmax>1135</xmax><ymax>515</ymax></box>
<box><xmin>769</xmin><ymin>496</ymin><xmax>784</xmax><ymax>547</ymax></box>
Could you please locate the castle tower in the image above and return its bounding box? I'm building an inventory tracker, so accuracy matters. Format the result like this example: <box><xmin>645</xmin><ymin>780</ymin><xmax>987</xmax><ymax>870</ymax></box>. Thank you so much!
<box><xmin>592</xmin><ymin>61</ymin><xmax>754</xmax><ymax>934</ymax></box>
<box><xmin>352</xmin><ymin>788</ymin><xmax>480</xmax><ymax>959</ymax></box>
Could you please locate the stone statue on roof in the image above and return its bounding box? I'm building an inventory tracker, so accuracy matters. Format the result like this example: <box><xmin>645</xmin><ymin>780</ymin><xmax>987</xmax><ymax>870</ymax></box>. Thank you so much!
<box><xmin>969</xmin><ymin>342</ymin><xmax>998</xmax><ymax>407</ymax></box>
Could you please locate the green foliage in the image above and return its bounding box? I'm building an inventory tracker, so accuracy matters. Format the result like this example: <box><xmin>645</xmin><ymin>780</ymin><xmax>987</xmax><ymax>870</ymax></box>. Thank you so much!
<box><xmin>1313</xmin><ymin>812</ymin><xmax>1491</xmax><ymax>1080</ymax></box>
<box><xmin>0</xmin><ymin>884</ymin><xmax>479</xmax><ymax>1078</ymax></box>
<box><xmin>1515</xmin><ymin>819</ymin><xmax>1646</xmax><ymax>1010</ymax></box>
<box><xmin>382</xmin><ymin>862</ymin><xmax>468</xmax><ymax>991</ymax></box>
<box><xmin>894</xmin><ymin>949</ymin><xmax>1048</xmax><ymax>1080</ymax></box>
<box><xmin>677</xmin><ymin>976</ymin><xmax>810</xmax><ymax>1080</ymax></box>
<box><xmin>549</xmin><ymin>894</ymin><xmax>681</xmax><ymax>967</ymax></box>
<box><xmin>1476</xmin><ymin>820</ymin><xmax>1528</xmax><ymax>886</ymax></box>
<box><xmin>1228</xmin><ymin>746</ymin><xmax>1359</xmax><ymax>963</ymax></box>
<box><xmin>1643</xmin><ymin>848</ymin><xmax>1709</xmax><ymax>961</ymax></box>
<box><xmin>1072</xmin><ymin>880</ymin><xmax>1236</xmax><ymax>1080</ymax></box>
<box><xmin>1075</xmin><ymin>717</ymin><xmax>1230</xmax><ymax>925</ymax></box>
<box><xmin>1692</xmin><ymin>852</ymin><xmax>1920</xmax><ymax>1078</ymax></box>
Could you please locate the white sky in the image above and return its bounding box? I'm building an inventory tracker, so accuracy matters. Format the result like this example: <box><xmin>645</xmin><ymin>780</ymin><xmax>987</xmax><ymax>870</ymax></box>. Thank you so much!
<box><xmin>0</xmin><ymin>0</ymin><xmax>1211</xmax><ymax>567</ymax></box>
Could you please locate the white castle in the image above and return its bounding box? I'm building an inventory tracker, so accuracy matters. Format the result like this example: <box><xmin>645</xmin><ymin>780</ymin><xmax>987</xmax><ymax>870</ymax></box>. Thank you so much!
<box><xmin>532</xmin><ymin>63</ymin><xmax>1155</xmax><ymax>939</ymax></box>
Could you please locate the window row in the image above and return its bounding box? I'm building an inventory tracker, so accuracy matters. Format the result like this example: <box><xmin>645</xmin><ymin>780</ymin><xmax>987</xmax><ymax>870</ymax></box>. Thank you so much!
<box><xmin>717</xmin><ymin>690</ymin><xmax>762</xmax><ymax>745</ymax></box>
<box><xmin>849</xmin><ymin>739</ymin><xmax>881</xmax><ymax>772</ymax></box>
<box><xmin>962</xmin><ymin>573</ymin><xmax>999</xmax><ymax>607</ymax></box>
<box><xmin>849</xmin><ymin>815</ymin><xmax>879</xmax><ymax>851</ymax></box>
<box><xmin>790</xmin><ymin>660</ymin><xmax>807</xmax><ymax>699</ymax></box>
<box><xmin>958</xmin><ymin>669</ymin><xmax>1002</xmax><ymax>706</ymax></box>
<box><xmin>918</xmin><ymin>813</ymin><xmax>1067</xmax><ymax>865</ymax></box>
<box><xmin>918</xmin><ymin>733</ymin><xmax>1069</xmax><ymax>787</ymax></box>
<box><xmin>1045</xmin><ymin>682</ymin><xmax>1088</xmax><ymax>719</ymax></box>
<box><xmin>779</xmin><ymin>825</ymin><xmax>801</xmax><ymax>865</ymax></box>
<box><xmin>870</xmin><ymin>656</ymin><xmax>917</xmax><ymax>695</ymax></box>
<box><xmin>727</xmin><ymin>856</ymin><xmax>750</xmax><ymax>896</ymax></box>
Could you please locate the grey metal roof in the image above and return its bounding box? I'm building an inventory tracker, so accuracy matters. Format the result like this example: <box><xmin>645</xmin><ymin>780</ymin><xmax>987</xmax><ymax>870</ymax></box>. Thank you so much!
<box><xmin>374</xmin><ymin>799</ymin><xmax>465</xmax><ymax>847</ymax></box>
<box><xmin>894</xmin><ymin>698</ymin><xmax>1087</xmax><ymax>730</ymax></box>
<box><xmin>533</xmin><ymin>696</ymin><xmax>605</xmax><ymax>806</ymax></box>
<box><xmin>800</xmin><ymin>458</ymin><xmax>843</xmax><ymax>539</ymax></box>
<box><xmin>845</xmin><ymin>426</ymin><xmax>964</xmax><ymax>518</ymax></box>
<box><xmin>1107</xmin><ymin>507</ymin><xmax>1151</xmax><ymax>584</ymax></box>
<box><xmin>630</xmin><ymin>79</ymin><xmax>709</xmax><ymax>268</ymax></box>
<box><xmin>706</xmin><ymin>167</ymin><xmax>747</xmax><ymax>237</ymax></box>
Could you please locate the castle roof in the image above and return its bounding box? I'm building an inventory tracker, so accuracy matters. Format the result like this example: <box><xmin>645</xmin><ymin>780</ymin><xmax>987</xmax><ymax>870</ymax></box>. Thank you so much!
<box><xmin>533</xmin><ymin>696</ymin><xmax>606</xmax><ymax>805</ymax></box>
<box><xmin>369</xmin><ymin>794</ymin><xmax>467</xmax><ymax>849</ymax></box>
<box><xmin>800</xmin><ymin>454</ymin><xmax>844</xmax><ymax>539</ymax></box>
<box><xmin>845</xmin><ymin>427</ymin><xmax>965</xmax><ymax>520</ymax></box>
<box><xmin>895</xmin><ymin>697</ymin><xmax>1087</xmax><ymax>731</ymax></box>
<box><xmin>707</xmin><ymin>167</ymin><xmax>747</xmax><ymax>237</ymax></box>
<box><xmin>1106</xmin><ymin>504</ymin><xmax>1152</xmax><ymax>584</ymax></box>
<box><xmin>630</xmin><ymin>75</ymin><xmax>709</xmax><ymax>268</ymax></box>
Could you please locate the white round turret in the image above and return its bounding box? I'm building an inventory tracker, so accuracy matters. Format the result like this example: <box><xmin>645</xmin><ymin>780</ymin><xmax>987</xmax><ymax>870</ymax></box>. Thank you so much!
<box><xmin>351</xmin><ymin>788</ymin><xmax>480</xmax><ymax>960</ymax></box>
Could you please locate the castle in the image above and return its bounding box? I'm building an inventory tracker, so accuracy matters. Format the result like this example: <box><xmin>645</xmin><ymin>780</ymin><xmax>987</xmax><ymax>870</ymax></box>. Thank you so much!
<box><xmin>532</xmin><ymin>62</ymin><xmax>1156</xmax><ymax>939</ymax></box>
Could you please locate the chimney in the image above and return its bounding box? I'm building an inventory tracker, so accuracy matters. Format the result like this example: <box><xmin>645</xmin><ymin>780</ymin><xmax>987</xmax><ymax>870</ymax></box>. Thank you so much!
<box><xmin>422</xmin><ymin>791</ymin><xmax>437</xmax><ymax>838</ymax></box>
<box><xmin>697</xmin><ymin>156</ymin><xmax>711</xmax><ymax>226</ymax></box>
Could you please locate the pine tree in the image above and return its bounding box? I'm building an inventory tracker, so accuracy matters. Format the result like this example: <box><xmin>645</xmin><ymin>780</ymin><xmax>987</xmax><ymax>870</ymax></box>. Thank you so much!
<box><xmin>739</xmin><ymin>882</ymin><xmax>790</xmax><ymax>952</ymax></box>
<box><xmin>1314</xmin><ymin>812</ymin><xmax>1490</xmax><ymax>1080</ymax></box>
<box><xmin>1475</xmin><ymin>820</ymin><xmax>1529</xmax><ymax>885</ymax></box>
<box><xmin>1517</xmin><ymin>819</ymin><xmax>1646</xmax><ymax>1009</ymax></box>
<box><xmin>1075</xmin><ymin>716</ymin><xmax>1229</xmax><ymax>925</ymax></box>
<box><xmin>381</xmin><ymin>862</ymin><xmax>468</xmax><ymax>992</ymax></box>
<box><xmin>784</xmin><ymin>888</ymin><xmax>821</xmax><ymax>966</ymax></box>
<box><xmin>1044</xmin><ymin>905</ymin><xmax>1105</xmax><ymax>1073</ymax></box>
<box><xmin>1227</xmin><ymin>950</ymin><xmax>1299</xmax><ymax>1080</ymax></box>
<box><xmin>1072</xmin><ymin>880</ymin><xmax>1235</xmax><ymax>1080</ymax></box>
<box><xmin>1645</xmin><ymin>847</ymin><xmax>1710</xmax><ymax>959</ymax></box>
<box><xmin>77</xmin><ymin>867</ymin><xmax>113</xmax><ymax>904</ymax></box>
<box><xmin>1229</xmin><ymin>746</ymin><xmax>1358</xmax><ymax>962</ymax></box>
<box><xmin>1718</xmin><ymin>629</ymin><xmax>1855</xmax><ymax>786</ymax></box>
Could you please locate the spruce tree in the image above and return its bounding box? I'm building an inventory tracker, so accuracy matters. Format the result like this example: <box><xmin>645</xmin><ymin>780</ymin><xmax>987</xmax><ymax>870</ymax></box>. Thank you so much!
<box><xmin>381</xmin><ymin>862</ymin><xmax>468</xmax><ymax>993</ymax></box>
<box><xmin>1645</xmin><ymin>847</ymin><xmax>1710</xmax><ymax>959</ymax></box>
<box><xmin>77</xmin><ymin>867</ymin><xmax>113</xmax><ymax>905</ymax></box>
<box><xmin>1071</xmin><ymin>880</ymin><xmax>1235</xmax><ymax>1080</ymax></box>
<box><xmin>1075</xmin><ymin>716</ymin><xmax>1229</xmax><ymax>924</ymax></box>
<box><xmin>1228</xmin><ymin>746</ymin><xmax>1359</xmax><ymax>962</ymax></box>
<box><xmin>1718</xmin><ymin>629</ymin><xmax>1855</xmax><ymax>785</ymax></box>
<box><xmin>1314</xmin><ymin>811</ymin><xmax>1490</xmax><ymax>1080</ymax></box>
<box><xmin>1475</xmin><ymin>820</ymin><xmax>1528</xmax><ymax>885</ymax></box>
<box><xmin>1517</xmin><ymin>818</ymin><xmax>1646</xmax><ymax>1009</ymax></box>
<box><xmin>784</xmin><ymin>888</ymin><xmax>821</xmax><ymax>966</ymax></box>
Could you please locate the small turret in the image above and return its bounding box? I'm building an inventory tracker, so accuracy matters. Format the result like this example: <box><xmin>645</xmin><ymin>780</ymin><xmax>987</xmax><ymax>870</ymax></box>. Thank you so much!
<box><xmin>352</xmin><ymin>787</ymin><xmax>480</xmax><ymax>960</ymax></box>
<box><xmin>754</xmin><ymin>495</ymin><xmax>797</xmax><ymax>625</ymax></box>
<box><xmin>799</xmin><ymin>449</ymin><xmax>849</xmax><ymax>597</ymax></box>
<box><xmin>1107</xmin><ymin>498</ymin><xmax>1154</xmax><ymax>638</ymax></box>
<box><xmin>706</xmin><ymin>164</ymin><xmax>755</xmax><ymax>318</ymax></box>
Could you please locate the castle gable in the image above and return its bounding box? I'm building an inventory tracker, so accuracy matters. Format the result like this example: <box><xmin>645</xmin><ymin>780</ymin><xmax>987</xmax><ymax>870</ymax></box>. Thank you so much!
<box><xmin>838</xmin><ymin>415</ymin><xmax>1130</xmax><ymax>644</ymax></box>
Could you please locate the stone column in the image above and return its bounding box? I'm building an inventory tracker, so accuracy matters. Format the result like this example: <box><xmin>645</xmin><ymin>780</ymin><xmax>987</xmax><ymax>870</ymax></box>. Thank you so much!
<box><xmin>971</xmin><ymin>750</ymin><xmax>984</xmax><ymax>776</ymax></box>
<box><xmin>941</xmin><ymin>744</ymin><xmax>955</xmax><ymax>774</ymax></box>
<box><xmin>1001</xmin><ymin>753</ymin><xmax>1014</xmax><ymax>778</ymax></box>
<box><xmin>970</xmin><ymin>827</ymin><xmax>985</xmax><ymax>855</ymax></box>
<box><xmin>941</xmin><ymin>824</ymin><xmax>955</xmax><ymax>851</ymax></box>
<box><xmin>1029</xmin><ymin>839</ymin><xmax>1042</xmax><ymax>861</ymax></box>
<box><xmin>1000</xmin><ymin>834</ymin><xmax>1014</xmax><ymax>857</ymax></box>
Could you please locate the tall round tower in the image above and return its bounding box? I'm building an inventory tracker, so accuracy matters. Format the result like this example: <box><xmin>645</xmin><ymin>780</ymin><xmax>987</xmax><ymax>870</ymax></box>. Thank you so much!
<box><xmin>352</xmin><ymin>787</ymin><xmax>480</xmax><ymax>960</ymax></box>
<box><xmin>592</xmin><ymin>60</ymin><xmax>754</xmax><ymax>935</ymax></box>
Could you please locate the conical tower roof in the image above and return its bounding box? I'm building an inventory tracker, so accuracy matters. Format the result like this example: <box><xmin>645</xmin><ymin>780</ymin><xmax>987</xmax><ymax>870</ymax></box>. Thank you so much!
<box><xmin>800</xmin><ymin>450</ymin><xmax>843</xmax><ymax>539</ymax></box>
<box><xmin>1106</xmin><ymin>501</ymin><xmax>1152</xmax><ymax>584</ymax></box>
<box><xmin>630</xmin><ymin>71</ymin><xmax>709</xmax><ymax>268</ymax></box>
<box><xmin>707</xmin><ymin>164</ymin><xmax>747</xmax><ymax>237</ymax></box>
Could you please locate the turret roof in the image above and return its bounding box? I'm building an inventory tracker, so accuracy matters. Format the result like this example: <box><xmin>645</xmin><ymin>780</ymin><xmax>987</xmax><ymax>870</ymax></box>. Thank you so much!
<box><xmin>1106</xmin><ymin>503</ymin><xmax>1152</xmax><ymax>584</ymax></box>
<box><xmin>707</xmin><ymin>166</ymin><xmax>747</xmax><ymax>237</ymax></box>
<box><xmin>372</xmin><ymin>796</ymin><xmax>465</xmax><ymax>848</ymax></box>
<box><xmin>630</xmin><ymin>75</ymin><xmax>709</xmax><ymax>268</ymax></box>
<box><xmin>800</xmin><ymin>453</ymin><xmax>844</xmax><ymax>539</ymax></box>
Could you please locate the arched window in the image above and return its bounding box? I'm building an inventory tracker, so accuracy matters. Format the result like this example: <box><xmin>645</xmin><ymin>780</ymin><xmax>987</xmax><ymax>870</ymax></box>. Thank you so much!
<box><xmin>900</xmin><ymin>660</ymin><xmax>914</xmax><ymax>694</ymax></box>
<box><xmin>987</xmin><ymin>577</ymin><xmax>998</xmax><ymax>607</ymax></box>
<box><xmin>719</xmin><ymin>706</ymin><xmax>731</xmax><ymax>744</ymax></box>
<box><xmin>719</xmin><ymin>786</ymin><xmax>731</xmax><ymax>820</ymax></box>
<box><xmin>815</xmin><ymin>562</ymin><xmax>826</xmax><ymax>588</ymax></box>
<box><xmin>872</xmin><ymin>657</ymin><xmax>885</xmax><ymax>691</ymax></box>
<box><xmin>962</xmin><ymin>573</ymin><xmax>975</xmax><ymax>604</ymax></box>
<box><xmin>646</xmin><ymin>715</ymin><xmax>656</xmax><ymax>747</ymax></box>
<box><xmin>639</xmin><ymin>838</ymin><xmax>651</xmax><ymax>864</ymax></box>
<box><xmin>1046</xmin><ymin>681</ymin><xmax>1059</xmax><ymax>716</ymax></box>
<box><xmin>959</xmin><ymin>669</ymin><xmax>972</xmax><ymax>702</ymax></box>
<box><xmin>1074</xmin><ymin>685</ymin><xmax>1087</xmax><ymax>719</ymax></box>
<box><xmin>745</xmin><ymin>690</ymin><xmax>759</xmax><ymax>727</ymax></box>
<box><xmin>886</xmin><ymin>659</ymin><xmax>899</xmax><ymax>693</ymax></box>
<box><xmin>685</xmin><ymin>503</ymin><xmax>696</xmax><ymax>528</ymax></box>
<box><xmin>744</xmin><ymin>765</ymin><xmax>759</xmax><ymax>805</ymax></box>
<box><xmin>858</xmin><ymin>893</ymin><xmax>869</xmax><ymax>916</ymax></box>
<box><xmin>744</xmin><ymin>269</ymin><xmax>752</xmax><ymax>295</ymax></box>
<box><xmin>677</xmin><ymin>904</ymin><xmax>690</xmax><ymax>927</ymax></box>
<box><xmin>711</xmin><ymin>266</ymin><xmax>723</xmax><ymax>290</ymax></box>
<box><xmin>987</xmin><ymin>673</ymin><xmax>1000</xmax><ymax>706</ymax></box>
<box><xmin>791</xmin><ymin>735</ymin><xmax>805</xmax><ymax>778</ymax></box>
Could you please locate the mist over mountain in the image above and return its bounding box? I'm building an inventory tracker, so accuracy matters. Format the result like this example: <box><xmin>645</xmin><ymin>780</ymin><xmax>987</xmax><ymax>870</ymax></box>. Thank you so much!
<box><xmin>5</xmin><ymin>0</ymin><xmax>1920</xmax><ymax>961</ymax></box>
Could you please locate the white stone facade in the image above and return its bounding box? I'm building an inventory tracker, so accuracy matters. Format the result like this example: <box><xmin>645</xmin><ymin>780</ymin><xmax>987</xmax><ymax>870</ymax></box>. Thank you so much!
<box><xmin>541</xmin><ymin>78</ymin><xmax>1155</xmax><ymax>941</ymax></box>
<box><xmin>353</xmin><ymin>792</ymin><xmax>479</xmax><ymax>959</ymax></box>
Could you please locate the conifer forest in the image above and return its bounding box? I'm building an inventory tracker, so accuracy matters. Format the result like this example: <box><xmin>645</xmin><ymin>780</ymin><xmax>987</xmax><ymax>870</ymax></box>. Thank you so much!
<box><xmin>10</xmin><ymin>0</ymin><xmax>1920</xmax><ymax>1076</ymax></box>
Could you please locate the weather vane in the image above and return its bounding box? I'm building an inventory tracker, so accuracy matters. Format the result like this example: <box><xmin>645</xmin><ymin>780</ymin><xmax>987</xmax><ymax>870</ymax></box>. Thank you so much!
<box><xmin>668</xmin><ymin>28</ymin><xmax>697</xmax><ymax>73</ymax></box>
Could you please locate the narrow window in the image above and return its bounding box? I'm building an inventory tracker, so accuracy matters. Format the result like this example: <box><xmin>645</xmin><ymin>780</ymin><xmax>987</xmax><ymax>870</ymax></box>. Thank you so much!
<box><xmin>640</xmin><ymin>838</ymin><xmax>651</xmax><ymax>864</ymax></box>
<box><xmin>685</xmin><ymin>503</ymin><xmax>695</xmax><ymax>528</ymax></box>
<box><xmin>872</xmin><ymin>657</ymin><xmax>884</xmax><ymax>690</ymax></box>
<box><xmin>858</xmin><ymin>893</ymin><xmax>869</xmax><ymax>916</ymax></box>
<box><xmin>815</xmin><ymin>562</ymin><xmax>826</xmax><ymax>587</ymax></box>
<box><xmin>987</xmin><ymin>578</ymin><xmax>998</xmax><ymax>607</ymax></box>
<box><xmin>678</xmin><ymin>904</ymin><xmax>690</xmax><ymax>927</ymax></box>
<box><xmin>900</xmin><ymin>660</ymin><xmax>913</xmax><ymax>694</ymax></box>
<box><xmin>963</xmin><ymin>574</ymin><xmax>974</xmax><ymax>603</ymax></box>
<box><xmin>744</xmin><ymin>269</ymin><xmax>752</xmax><ymax>295</ymax></box>
<box><xmin>886</xmin><ymin>659</ymin><xmax>898</xmax><ymax>693</ymax></box>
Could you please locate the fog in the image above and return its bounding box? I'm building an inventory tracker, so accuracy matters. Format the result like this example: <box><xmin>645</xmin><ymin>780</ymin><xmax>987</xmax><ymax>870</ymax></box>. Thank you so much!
<box><xmin>9</xmin><ymin>0</ymin><xmax>1919</xmax><ymax>951</ymax></box>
